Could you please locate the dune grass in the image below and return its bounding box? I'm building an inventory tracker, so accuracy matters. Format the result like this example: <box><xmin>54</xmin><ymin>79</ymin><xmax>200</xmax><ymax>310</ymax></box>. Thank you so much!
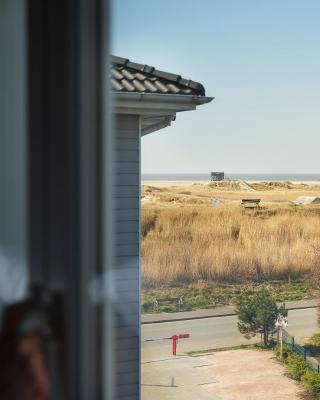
<box><xmin>141</xmin><ymin>204</ymin><xmax>320</xmax><ymax>287</ymax></box>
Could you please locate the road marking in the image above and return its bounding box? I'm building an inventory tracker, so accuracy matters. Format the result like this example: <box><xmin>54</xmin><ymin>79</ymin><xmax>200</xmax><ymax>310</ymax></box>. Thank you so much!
<box><xmin>198</xmin><ymin>380</ymin><xmax>219</xmax><ymax>385</ymax></box>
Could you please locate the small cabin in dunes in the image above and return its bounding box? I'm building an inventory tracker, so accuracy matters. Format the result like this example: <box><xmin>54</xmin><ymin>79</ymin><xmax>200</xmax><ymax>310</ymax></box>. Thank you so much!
<box><xmin>241</xmin><ymin>198</ymin><xmax>261</xmax><ymax>209</ymax></box>
<box><xmin>211</xmin><ymin>171</ymin><xmax>224</xmax><ymax>181</ymax></box>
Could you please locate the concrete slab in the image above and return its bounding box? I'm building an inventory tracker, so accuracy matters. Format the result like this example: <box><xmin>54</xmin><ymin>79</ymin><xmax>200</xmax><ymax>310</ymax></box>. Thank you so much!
<box><xmin>142</xmin><ymin>355</ymin><xmax>220</xmax><ymax>400</ymax></box>
<box><xmin>142</xmin><ymin>350</ymin><xmax>301</xmax><ymax>400</ymax></box>
<box><xmin>201</xmin><ymin>349</ymin><xmax>301</xmax><ymax>399</ymax></box>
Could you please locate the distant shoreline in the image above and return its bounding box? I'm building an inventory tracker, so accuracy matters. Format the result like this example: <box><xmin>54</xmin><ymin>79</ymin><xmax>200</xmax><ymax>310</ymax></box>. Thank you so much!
<box><xmin>142</xmin><ymin>179</ymin><xmax>320</xmax><ymax>187</ymax></box>
<box><xmin>142</xmin><ymin>174</ymin><xmax>320</xmax><ymax>182</ymax></box>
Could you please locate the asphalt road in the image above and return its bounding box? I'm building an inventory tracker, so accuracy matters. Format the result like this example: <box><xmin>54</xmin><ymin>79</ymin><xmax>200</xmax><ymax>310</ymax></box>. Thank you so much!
<box><xmin>142</xmin><ymin>308</ymin><xmax>319</xmax><ymax>361</ymax></box>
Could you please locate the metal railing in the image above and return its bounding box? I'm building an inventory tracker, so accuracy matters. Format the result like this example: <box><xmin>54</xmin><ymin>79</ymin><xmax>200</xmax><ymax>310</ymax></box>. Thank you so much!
<box><xmin>153</xmin><ymin>297</ymin><xmax>184</xmax><ymax>312</ymax></box>
<box><xmin>281</xmin><ymin>329</ymin><xmax>320</xmax><ymax>373</ymax></box>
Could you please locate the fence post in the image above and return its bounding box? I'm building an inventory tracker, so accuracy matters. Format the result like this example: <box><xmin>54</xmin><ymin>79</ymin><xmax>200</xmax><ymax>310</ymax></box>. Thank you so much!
<box><xmin>153</xmin><ymin>299</ymin><xmax>159</xmax><ymax>312</ymax></box>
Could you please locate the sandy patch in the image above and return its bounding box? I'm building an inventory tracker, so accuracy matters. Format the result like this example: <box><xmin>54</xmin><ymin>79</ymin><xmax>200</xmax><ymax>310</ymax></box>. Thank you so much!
<box><xmin>201</xmin><ymin>349</ymin><xmax>300</xmax><ymax>400</ymax></box>
<box><xmin>142</xmin><ymin>180</ymin><xmax>208</xmax><ymax>187</ymax></box>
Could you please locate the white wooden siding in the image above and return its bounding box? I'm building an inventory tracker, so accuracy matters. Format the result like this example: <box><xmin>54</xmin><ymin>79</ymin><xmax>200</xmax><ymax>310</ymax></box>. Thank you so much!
<box><xmin>113</xmin><ymin>114</ymin><xmax>140</xmax><ymax>400</ymax></box>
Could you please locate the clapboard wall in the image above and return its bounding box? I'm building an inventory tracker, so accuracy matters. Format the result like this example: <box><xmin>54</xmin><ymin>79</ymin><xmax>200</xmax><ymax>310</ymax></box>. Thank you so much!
<box><xmin>113</xmin><ymin>114</ymin><xmax>141</xmax><ymax>400</ymax></box>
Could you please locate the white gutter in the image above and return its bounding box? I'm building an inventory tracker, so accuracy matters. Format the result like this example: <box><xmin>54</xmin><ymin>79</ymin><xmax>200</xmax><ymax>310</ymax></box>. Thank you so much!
<box><xmin>112</xmin><ymin>92</ymin><xmax>213</xmax><ymax>115</ymax></box>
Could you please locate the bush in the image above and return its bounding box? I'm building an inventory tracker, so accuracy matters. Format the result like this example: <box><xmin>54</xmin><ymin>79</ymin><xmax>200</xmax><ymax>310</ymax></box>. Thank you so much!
<box><xmin>274</xmin><ymin>340</ymin><xmax>320</xmax><ymax>397</ymax></box>
<box><xmin>141</xmin><ymin>209</ymin><xmax>157</xmax><ymax>237</ymax></box>
<box><xmin>287</xmin><ymin>353</ymin><xmax>309</xmax><ymax>381</ymax></box>
<box><xmin>309</xmin><ymin>333</ymin><xmax>320</xmax><ymax>347</ymax></box>
<box><xmin>235</xmin><ymin>290</ymin><xmax>287</xmax><ymax>346</ymax></box>
<box><xmin>301</xmin><ymin>370</ymin><xmax>320</xmax><ymax>396</ymax></box>
<box><xmin>274</xmin><ymin>343</ymin><xmax>292</xmax><ymax>363</ymax></box>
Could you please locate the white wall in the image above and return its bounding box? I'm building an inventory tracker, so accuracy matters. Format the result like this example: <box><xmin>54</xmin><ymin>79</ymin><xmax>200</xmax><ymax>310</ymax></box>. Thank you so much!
<box><xmin>113</xmin><ymin>114</ymin><xmax>141</xmax><ymax>399</ymax></box>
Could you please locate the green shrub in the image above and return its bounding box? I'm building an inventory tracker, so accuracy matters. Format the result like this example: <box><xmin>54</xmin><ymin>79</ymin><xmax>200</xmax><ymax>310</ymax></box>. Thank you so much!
<box><xmin>287</xmin><ymin>353</ymin><xmax>309</xmax><ymax>381</ymax></box>
<box><xmin>301</xmin><ymin>370</ymin><xmax>320</xmax><ymax>395</ymax></box>
<box><xmin>309</xmin><ymin>333</ymin><xmax>320</xmax><ymax>347</ymax></box>
<box><xmin>235</xmin><ymin>290</ymin><xmax>287</xmax><ymax>347</ymax></box>
<box><xmin>274</xmin><ymin>343</ymin><xmax>292</xmax><ymax>363</ymax></box>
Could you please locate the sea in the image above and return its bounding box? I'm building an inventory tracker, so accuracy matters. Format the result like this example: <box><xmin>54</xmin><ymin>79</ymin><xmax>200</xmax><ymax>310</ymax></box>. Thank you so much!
<box><xmin>142</xmin><ymin>173</ymin><xmax>320</xmax><ymax>182</ymax></box>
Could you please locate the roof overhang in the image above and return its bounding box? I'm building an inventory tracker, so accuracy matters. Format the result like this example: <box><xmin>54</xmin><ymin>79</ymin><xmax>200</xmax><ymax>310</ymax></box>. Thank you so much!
<box><xmin>112</xmin><ymin>92</ymin><xmax>213</xmax><ymax>136</ymax></box>
<box><xmin>112</xmin><ymin>92</ymin><xmax>213</xmax><ymax>115</ymax></box>
<box><xmin>141</xmin><ymin>115</ymin><xmax>174</xmax><ymax>135</ymax></box>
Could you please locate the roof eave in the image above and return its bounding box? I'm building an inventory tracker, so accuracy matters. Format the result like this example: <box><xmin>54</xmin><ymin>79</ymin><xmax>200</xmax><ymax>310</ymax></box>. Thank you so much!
<box><xmin>141</xmin><ymin>115</ymin><xmax>173</xmax><ymax>136</ymax></box>
<box><xmin>112</xmin><ymin>92</ymin><xmax>214</xmax><ymax>115</ymax></box>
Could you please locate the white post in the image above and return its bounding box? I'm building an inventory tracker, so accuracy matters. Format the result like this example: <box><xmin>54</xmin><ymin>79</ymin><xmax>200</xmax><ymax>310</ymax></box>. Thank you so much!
<box><xmin>276</xmin><ymin>315</ymin><xmax>288</xmax><ymax>360</ymax></box>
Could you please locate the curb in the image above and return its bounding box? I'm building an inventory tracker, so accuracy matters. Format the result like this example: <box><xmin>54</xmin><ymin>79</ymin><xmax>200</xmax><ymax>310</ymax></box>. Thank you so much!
<box><xmin>142</xmin><ymin>303</ymin><xmax>318</xmax><ymax>325</ymax></box>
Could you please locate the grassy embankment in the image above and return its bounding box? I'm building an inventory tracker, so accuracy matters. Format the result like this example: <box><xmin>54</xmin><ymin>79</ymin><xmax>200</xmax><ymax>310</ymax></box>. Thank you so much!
<box><xmin>141</xmin><ymin>181</ymin><xmax>320</xmax><ymax>312</ymax></box>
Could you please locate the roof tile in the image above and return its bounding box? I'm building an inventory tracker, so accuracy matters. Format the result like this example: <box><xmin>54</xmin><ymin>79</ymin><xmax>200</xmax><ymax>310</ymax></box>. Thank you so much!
<box><xmin>143</xmin><ymin>80</ymin><xmax>158</xmax><ymax>92</ymax></box>
<box><xmin>111</xmin><ymin>69</ymin><xmax>123</xmax><ymax>80</ymax></box>
<box><xmin>111</xmin><ymin>78</ymin><xmax>123</xmax><ymax>91</ymax></box>
<box><xmin>166</xmin><ymin>83</ymin><xmax>180</xmax><ymax>94</ymax></box>
<box><xmin>135</xmin><ymin>72</ymin><xmax>147</xmax><ymax>81</ymax></box>
<box><xmin>121</xmin><ymin>68</ymin><xmax>135</xmax><ymax>80</ymax></box>
<box><xmin>121</xmin><ymin>79</ymin><xmax>135</xmax><ymax>92</ymax></box>
<box><xmin>154</xmin><ymin>80</ymin><xmax>169</xmax><ymax>93</ymax></box>
<box><xmin>111</xmin><ymin>55</ymin><xmax>206</xmax><ymax>96</ymax></box>
<box><xmin>132</xmin><ymin>79</ymin><xmax>146</xmax><ymax>92</ymax></box>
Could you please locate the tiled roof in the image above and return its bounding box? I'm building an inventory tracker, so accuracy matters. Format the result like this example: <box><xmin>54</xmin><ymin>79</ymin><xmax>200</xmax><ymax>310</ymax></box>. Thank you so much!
<box><xmin>111</xmin><ymin>56</ymin><xmax>206</xmax><ymax>96</ymax></box>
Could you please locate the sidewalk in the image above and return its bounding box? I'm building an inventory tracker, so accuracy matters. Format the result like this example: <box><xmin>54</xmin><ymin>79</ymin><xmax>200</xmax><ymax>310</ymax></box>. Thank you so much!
<box><xmin>142</xmin><ymin>299</ymin><xmax>318</xmax><ymax>324</ymax></box>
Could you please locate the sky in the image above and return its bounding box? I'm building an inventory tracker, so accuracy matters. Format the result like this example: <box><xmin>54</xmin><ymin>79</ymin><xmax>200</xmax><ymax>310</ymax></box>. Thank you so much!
<box><xmin>112</xmin><ymin>0</ymin><xmax>320</xmax><ymax>174</ymax></box>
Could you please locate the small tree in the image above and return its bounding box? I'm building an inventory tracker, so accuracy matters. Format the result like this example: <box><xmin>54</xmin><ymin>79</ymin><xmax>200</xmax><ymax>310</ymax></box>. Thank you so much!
<box><xmin>235</xmin><ymin>290</ymin><xmax>287</xmax><ymax>346</ymax></box>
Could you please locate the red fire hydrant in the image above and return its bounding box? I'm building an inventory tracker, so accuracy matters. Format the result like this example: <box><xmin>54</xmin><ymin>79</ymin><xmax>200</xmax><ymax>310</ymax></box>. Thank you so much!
<box><xmin>171</xmin><ymin>333</ymin><xmax>190</xmax><ymax>356</ymax></box>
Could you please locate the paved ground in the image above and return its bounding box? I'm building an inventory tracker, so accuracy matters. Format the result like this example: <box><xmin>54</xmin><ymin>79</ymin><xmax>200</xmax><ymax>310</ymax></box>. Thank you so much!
<box><xmin>142</xmin><ymin>355</ymin><xmax>219</xmax><ymax>400</ymax></box>
<box><xmin>142</xmin><ymin>306</ymin><xmax>319</xmax><ymax>399</ymax></box>
<box><xmin>201</xmin><ymin>350</ymin><xmax>300</xmax><ymax>399</ymax></box>
<box><xmin>142</xmin><ymin>307</ymin><xmax>319</xmax><ymax>361</ymax></box>
<box><xmin>142</xmin><ymin>349</ymin><xmax>301</xmax><ymax>400</ymax></box>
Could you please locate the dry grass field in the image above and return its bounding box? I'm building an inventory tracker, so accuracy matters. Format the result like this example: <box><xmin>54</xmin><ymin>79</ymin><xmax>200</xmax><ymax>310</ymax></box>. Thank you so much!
<box><xmin>141</xmin><ymin>181</ymin><xmax>320</xmax><ymax>289</ymax></box>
